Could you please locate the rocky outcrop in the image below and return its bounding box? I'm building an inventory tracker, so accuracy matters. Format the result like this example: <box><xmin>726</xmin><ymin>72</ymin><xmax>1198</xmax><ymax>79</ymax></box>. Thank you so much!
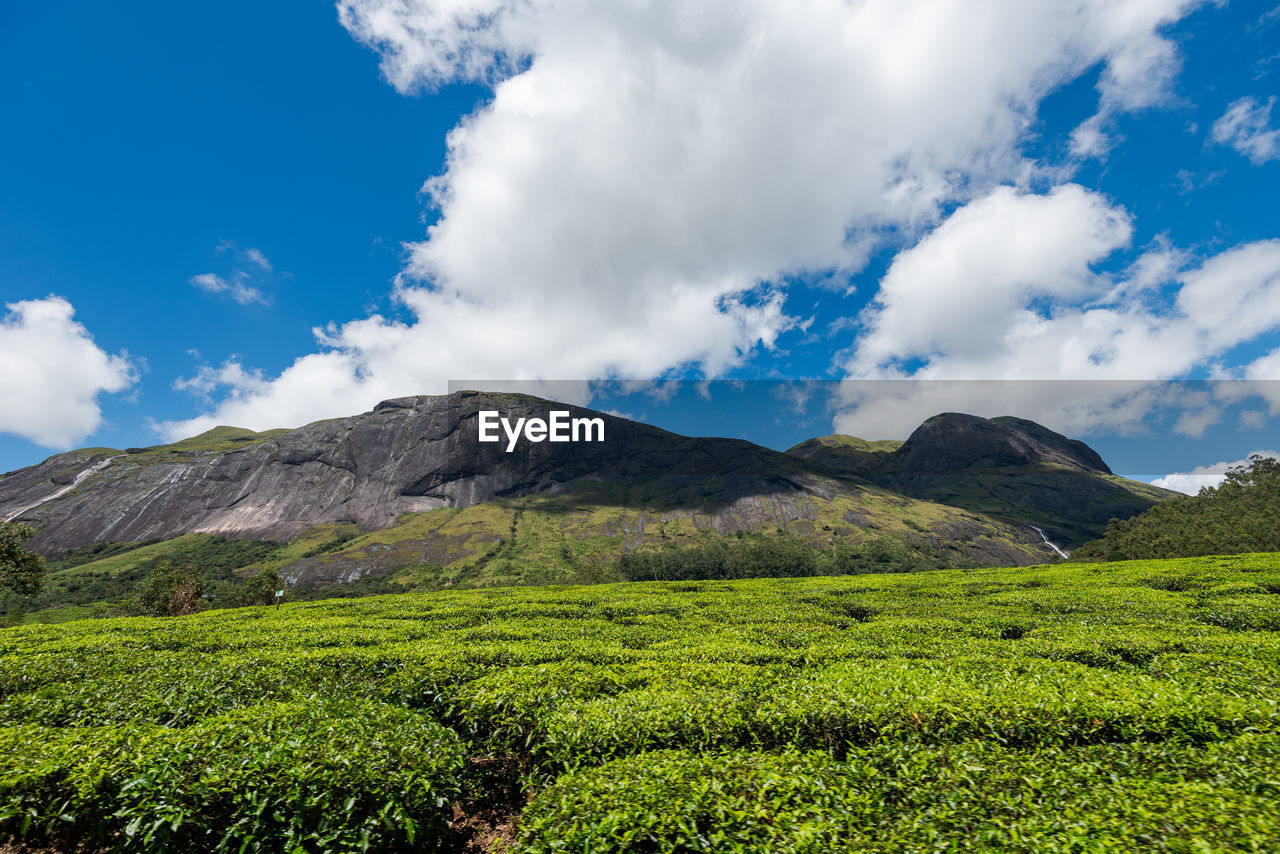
<box><xmin>786</xmin><ymin>412</ymin><xmax>1170</xmax><ymax>546</ymax></box>
<box><xmin>0</xmin><ymin>391</ymin><xmax>820</xmax><ymax>553</ymax></box>
<box><xmin>895</xmin><ymin>413</ymin><xmax>1111</xmax><ymax>474</ymax></box>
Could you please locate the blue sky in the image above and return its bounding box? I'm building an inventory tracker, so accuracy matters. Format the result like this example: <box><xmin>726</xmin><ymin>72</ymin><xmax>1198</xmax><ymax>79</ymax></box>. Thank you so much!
<box><xmin>2</xmin><ymin>0</ymin><xmax>1279</xmax><ymax>490</ymax></box>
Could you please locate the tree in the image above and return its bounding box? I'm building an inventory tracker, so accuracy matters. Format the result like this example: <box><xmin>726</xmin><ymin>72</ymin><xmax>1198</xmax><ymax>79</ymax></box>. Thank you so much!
<box><xmin>0</xmin><ymin>521</ymin><xmax>47</xmax><ymax>598</ymax></box>
<box><xmin>235</xmin><ymin>568</ymin><xmax>280</xmax><ymax>606</ymax></box>
<box><xmin>1073</xmin><ymin>453</ymin><xmax>1280</xmax><ymax>561</ymax></box>
<box><xmin>127</xmin><ymin>560</ymin><xmax>204</xmax><ymax>616</ymax></box>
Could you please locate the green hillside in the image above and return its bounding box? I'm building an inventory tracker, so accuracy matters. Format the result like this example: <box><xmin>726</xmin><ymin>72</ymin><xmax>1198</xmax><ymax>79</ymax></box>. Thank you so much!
<box><xmin>2</xmin><ymin>410</ymin><xmax>1181</xmax><ymax>624</ymax></box>
<box><xmin>8</xmin><ymin>474</ymin><xmax>1068</xmax><ymax>624</ymax></box>
<box><xmin>1075</xmin><ymin>455</ymin><xmax>1280</xmax><ymax>561</ymax></box>
<box><xmin>136</xmin><ymin>425</ymin><xmax>291</xmax><ymax>455</ymax></box>
<box><xmin>269</xmin><ymin>476</ymin><xmax>1049</xmax><ymax>585</ymax></box>
<box><xmin>2</xmin><ymin>553</ymin><xmax>1278</xmax><ymax>851</ymax></box>
<box><xmin>3</xmin><ymin>534</ymin><xmax>288</xmax><ymax>624</ymax></box>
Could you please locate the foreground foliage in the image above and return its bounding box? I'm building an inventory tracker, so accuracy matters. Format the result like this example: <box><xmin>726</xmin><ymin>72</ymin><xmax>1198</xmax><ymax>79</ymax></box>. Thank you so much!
<box><xmin>1</xmin><ymin>553</ymin><xmax>1278</xmax><ymax>851</ymax></box>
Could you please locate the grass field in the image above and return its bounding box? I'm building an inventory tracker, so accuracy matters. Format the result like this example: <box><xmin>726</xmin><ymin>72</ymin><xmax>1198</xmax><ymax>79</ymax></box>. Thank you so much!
<box><xmin>2</xmin><ymin>553</ymin><xmax>1278</xmax><ymax>851</ymax></box>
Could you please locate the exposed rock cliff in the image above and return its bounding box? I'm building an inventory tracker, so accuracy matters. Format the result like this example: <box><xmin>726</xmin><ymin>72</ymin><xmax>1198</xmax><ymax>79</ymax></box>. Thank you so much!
<box><xmin>0</xmin><ymin>391</ymin><xmax>818</xmax><ymax>552</ymax></box>
<box><xmin>895</xmin><ymin>413</ymin><xmax>1111</xmax><ymax>474</ymax></box>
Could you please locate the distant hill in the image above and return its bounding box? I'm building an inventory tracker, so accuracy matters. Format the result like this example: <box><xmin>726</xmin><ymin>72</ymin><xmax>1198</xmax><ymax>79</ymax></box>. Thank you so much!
<box><xmin>0</xmin><ymin>392</ymin><xmax>1174</xmax><ymax>618</ymax></box>
<box><xmin>787</xmin><ymin>412</ymin><xmax>1171</xmax><ymax>547</ymax></box>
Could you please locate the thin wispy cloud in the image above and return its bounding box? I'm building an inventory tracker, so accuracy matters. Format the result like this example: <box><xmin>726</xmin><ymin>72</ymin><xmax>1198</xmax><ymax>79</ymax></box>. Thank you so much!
<box><xmin>190</xmin><ymin>244</ymin><xmax>277</xmax><ymax>307</ymax></box>
<box><xmin>190</xmin><ymin>273</ymin><xmax>269</xmax><ymax>307</ymax></box>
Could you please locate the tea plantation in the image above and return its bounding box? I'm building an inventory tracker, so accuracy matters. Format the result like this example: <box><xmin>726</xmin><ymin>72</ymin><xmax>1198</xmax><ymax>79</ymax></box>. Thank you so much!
<box><xmin>2</xmin><ymin>553</ymin><xmax>1278</xmax><ymax>852</ymax></box>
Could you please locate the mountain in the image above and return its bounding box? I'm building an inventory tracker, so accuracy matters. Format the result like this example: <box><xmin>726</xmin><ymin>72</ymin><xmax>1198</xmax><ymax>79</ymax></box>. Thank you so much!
<box><xmin>786</xmin><ymin>412</ymin><xmax>1168</xmax><ymax>546</ymax></box>
<box><xmin>2</xmin><ymin>391</ymin><xmax>805</xmax><ymax>551</ymax></box>
<box><xmin>0</xmin><ymin>392</ymin><xmax>1173</xmax><ymax>615</ymax></box>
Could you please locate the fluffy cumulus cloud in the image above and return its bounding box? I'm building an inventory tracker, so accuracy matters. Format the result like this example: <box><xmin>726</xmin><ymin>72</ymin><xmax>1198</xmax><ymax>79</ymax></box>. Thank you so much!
<box><xmin>1212</xmin><ymin>96</ymin><xmax>1280</xmax><ymax>164</ymax></box>
<box><xmin>833</xmin><ymin>180</ymin><xmax>1280</xmax><ymax>438</ymax></box>
<box><xmin>0</xmin><ymin>297</ymin><xmax>136</xmax><ymax>448</ymax></box>
<box><xmin>1151</xmin><ymin>450</ymin><xmax>1280</xmax><ymax>495</ymax></box>
<box><xmin>168</xmin><ymin>0</ymin><xmax>1204</xmax><ymax>438</ymax></box>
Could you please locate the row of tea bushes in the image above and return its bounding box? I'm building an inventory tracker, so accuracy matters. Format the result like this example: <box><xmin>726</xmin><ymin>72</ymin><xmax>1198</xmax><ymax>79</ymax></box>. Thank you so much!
<box><xmin>0</xmin><ymin>699</ymin><xmax>465</xmax><ymax>851</ymax></box>
<box><xmin>519</xmin><ymin>735</ymin><xmax>1280</xmax><ymax>853</ymax></box>
<box><xmin>0</xmin><ymin>552</ymin><xmax>1277</xmax><ymax>850</ymax></box>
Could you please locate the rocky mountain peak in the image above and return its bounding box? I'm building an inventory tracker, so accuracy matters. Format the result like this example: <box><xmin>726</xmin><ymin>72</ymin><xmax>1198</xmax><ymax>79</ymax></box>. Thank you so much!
<box><xmin>894</xmin><ymin>412</ymin><xmax>1111</xmax><ymax>474</ymax></box>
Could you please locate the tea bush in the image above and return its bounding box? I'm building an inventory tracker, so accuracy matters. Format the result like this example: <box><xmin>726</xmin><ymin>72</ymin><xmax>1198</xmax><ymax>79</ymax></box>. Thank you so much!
<box><xmin>0</xmin><ymin>700</ymin><xmax>466</xmax><ymax>851</ymax></box>
<box><xmin>518</xmin><ymin>736</ymin><xmax>1280</xmax><ymax>853</ymax></box>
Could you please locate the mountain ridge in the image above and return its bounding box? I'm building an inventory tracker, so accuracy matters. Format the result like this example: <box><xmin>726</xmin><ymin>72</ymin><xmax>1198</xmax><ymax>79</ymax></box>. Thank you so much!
<box><xmin>0</xmin><ymin>392</ymin><xmax>1174</xmax><ymax>606</ymax></box>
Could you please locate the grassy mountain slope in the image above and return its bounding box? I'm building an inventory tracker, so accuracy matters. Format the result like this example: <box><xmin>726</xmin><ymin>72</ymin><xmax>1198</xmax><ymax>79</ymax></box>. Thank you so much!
<box><xmin>264</xmin><ymin>472</ymin><xmax>1047</xmax><ymax>590</ymax></box>
<box><xmin>11</xmin><ymin>469</ymin><xmax>1060</xmax><ymax>622</ymax></box>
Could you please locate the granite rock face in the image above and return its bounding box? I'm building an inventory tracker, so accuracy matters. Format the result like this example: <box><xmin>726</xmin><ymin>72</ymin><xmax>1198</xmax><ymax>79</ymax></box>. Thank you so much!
<box><xmin>0</xmin><ymin>391</ymin><xmax>818</xmax><ymax>553</ymax></box>
<box><xmin>894</xmin><ymin>413</ymin><xmax>1111</xmax><ymax>474</ymax></box>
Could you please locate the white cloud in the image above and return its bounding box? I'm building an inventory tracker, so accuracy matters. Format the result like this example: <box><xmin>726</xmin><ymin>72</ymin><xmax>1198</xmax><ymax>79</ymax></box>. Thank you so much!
<box><xmin>243</xmin><ymin>248</ymin><xmax>273</xmax><ymax>272</ymax></box>
<box><xmin>834</xmin><ymin>183</ymin><xmax>1280</xmax><ymax>438</ymax></box>
<box><xmin>1247</xmin><ymin>348</ymin><xmax>1280</xmax><ymax>387</ymax></box>
<box><xmin>1066</xmin><ymin>0</ymin><xmax>1200</xmax><ymax>158</ymax></box>
<box><xmin>1241</xmin><ymin>354</ymin><xmax>1280</xmax><ymax>416</ymax></box>
<box><xmin>172</xmin><ymin>359</ymin><xmax>269</xmax><ymax>401</ymax></box>
<box><xmin>1176</xmin><ymin>240</ymin><xmax>1280</xmax><ymax>350</ymax></box>
<box><xmin>1151</xmin><ymin>450</ymin><xmax>1280</xmax><ymax>494</ymax></box>
<box><xmin>0</xmin><ymin>297</ymin><xmax>136</xmax><ymax>448</ymax></box>
<box><xmin>1212</xmin><ymin>96</ymin><xmax>1280</xmax><ymax>164</ymax></box>
<box><xmin>1069</xmin><ymin>115</ymin><xmax>1115</xmax><ymax>158</ymax></box>
<box><xmin>189</xmin><ymin>273</ymin><xmax>269</xmax><ymax>307</ymax></box>
<box><xmin>168</xmin><ymin>0</ymin><xmax>1205</xmax><ymax>437</ymax></box>
<box><xmin>192</xmin><ymin>244</ymin><xmax>276</xmax><ymax>306</ymax></box>
<box><xmin>848</xmin><ymin>184</ymin><xmax>1135</xmax><ymax>377</ymax></box>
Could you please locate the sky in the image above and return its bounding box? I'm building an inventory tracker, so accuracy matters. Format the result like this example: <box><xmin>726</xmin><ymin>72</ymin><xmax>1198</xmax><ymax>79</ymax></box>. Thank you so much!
<box><xmin>2</xmin><ymin>0</ymin><xmax>1279</xmax><ymax>492</ymax></box>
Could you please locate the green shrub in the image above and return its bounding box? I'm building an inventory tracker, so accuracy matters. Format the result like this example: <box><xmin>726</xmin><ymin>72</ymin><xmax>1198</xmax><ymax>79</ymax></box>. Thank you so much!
<box><xmin>235</xmin><ymin>569</ymin><xmax>281</xmax><ymax>607</ymax></box>
<box><xmin>121</xmin><ymin>560</ymin><xmax>203</xmax><ymax>617</ymax></box>
<box><xmin>1</xmin><ymin>700</ymin><xmax>466</xmax><ymax>852</ymax></box>
<box><xmin>519</xmin><ymin>737</ymin><xmax>1280</xmax><ymax>853</ymax></box>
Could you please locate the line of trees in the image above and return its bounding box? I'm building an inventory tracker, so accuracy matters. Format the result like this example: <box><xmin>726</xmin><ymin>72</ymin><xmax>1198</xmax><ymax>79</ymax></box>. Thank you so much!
<box><xmin>119</xmin><ymin>563</ymin><xmax>282</xmax><ymax>616</ymax></box>
<box><xmin>616</xmin><ymin>533</ymin><xmax>948</xmax><ymax>582</ymax></box>
<box><xmin>1074</xmin><ymin>455</ymin><xmax>1280</xmax><ymax>561</ymax></box>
